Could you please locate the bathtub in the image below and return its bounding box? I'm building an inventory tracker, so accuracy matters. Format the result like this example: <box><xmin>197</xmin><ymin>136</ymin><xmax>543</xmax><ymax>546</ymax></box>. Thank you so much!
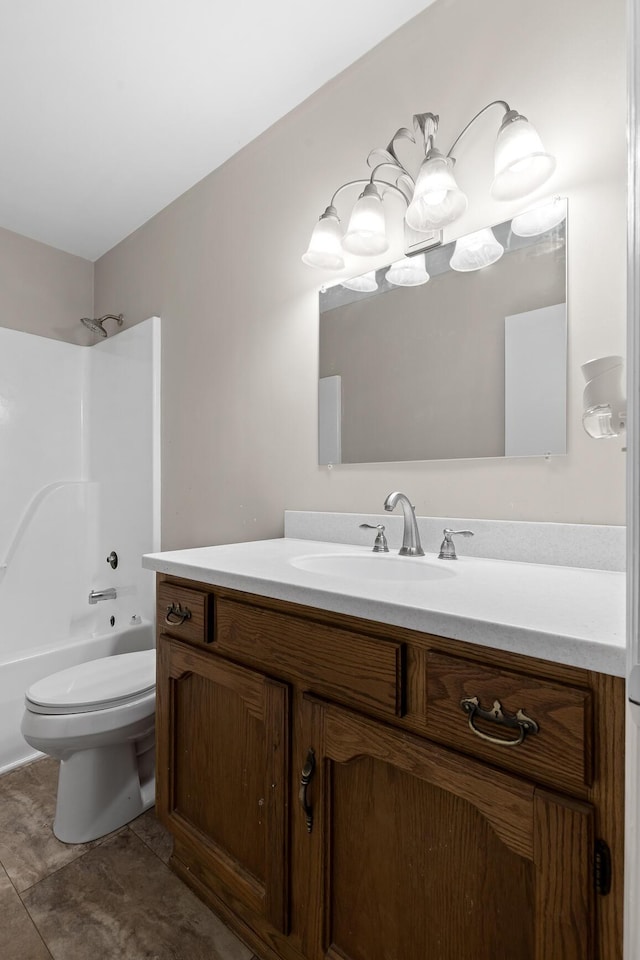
<box><xmin>0</xmin><ymin>619</ymin><xmax>155</xmax><ymax>775</ymax></box>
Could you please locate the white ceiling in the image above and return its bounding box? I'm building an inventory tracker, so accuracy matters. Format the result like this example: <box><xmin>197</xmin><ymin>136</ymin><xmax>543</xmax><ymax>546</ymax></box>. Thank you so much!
<box><xmin>0</xmin><ymin>0</ymin><xmax>432</xmax><ymax>261</ymax></box>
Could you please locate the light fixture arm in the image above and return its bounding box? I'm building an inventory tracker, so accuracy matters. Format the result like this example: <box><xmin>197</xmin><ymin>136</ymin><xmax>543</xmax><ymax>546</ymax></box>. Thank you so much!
<box><xmin>413</xmin><ymin>112</ymin><xmax>439</xmax><ymax>156</ymax></box>
<box><xmin>445</xmin><ymin>100</ymin><xmax>511</xmax><ymax>159</ymax></box>
<box><xmin>368</xmin><ymin>163</ymin><xmax>414</xmax><ymax>204</ymax></box>
<box><xmin>329</xmin><ymin>180</ymin><xmax>371</xmax><ymax>207</ymax></box>
<box><xmin>324</xmin><ymin>115</ymin><xmax>441</xmax><ymax>212</ymax></box>
<box><xmin>329</xmin><ymin>173</ymin><xmax>410</xmax><ymax>211</ymax></box>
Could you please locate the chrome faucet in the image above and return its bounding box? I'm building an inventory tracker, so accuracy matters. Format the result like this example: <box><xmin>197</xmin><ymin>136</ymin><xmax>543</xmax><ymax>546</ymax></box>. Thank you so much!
<box><xmin>383</xmin><ymin>492</ymin><xmax>424</xmax><ymax>556</ymax></box>
<box><xmin>88</xmin><ymin>587</ymin><xmax>117</xmax><ymax>605</ymax></box>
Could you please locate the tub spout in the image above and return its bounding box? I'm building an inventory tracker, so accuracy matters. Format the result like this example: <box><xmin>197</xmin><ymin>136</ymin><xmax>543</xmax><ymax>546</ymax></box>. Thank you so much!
<box><xmin>88</xmin><ymin>588</ymin><xmax>117</xmax><ymax>605</ymax></box>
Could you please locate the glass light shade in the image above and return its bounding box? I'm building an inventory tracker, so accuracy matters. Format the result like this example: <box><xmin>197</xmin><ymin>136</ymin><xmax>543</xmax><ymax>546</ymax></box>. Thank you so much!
<box><xmin>581</xmin><ymin>356</ymin><xmax>626</xmax><ymax>439</ymax></box>
<box><xmin>341</xmin><ymin>271</ymin><xmax>378</xmax><ymax>293</ymax></box>
<box><xmin>385</xmin><ymin>254</ymin><xmax>430</xmax><ymax>287</ymax></box>
<box><xmin>511</xmin><ymin>196</ymin><xmax>567</xmax><ymax>237</ymax></box>
<box><xmin>405</xmin><ymin>153</ymin><xmax>467</xmax><ymax>231</ymax></box>
<box><xmin>491</xmin><ymin>115</ymin><xmax>556</xmax><ymax>201</ymax></box>
<box><xmin>302</xmin><ymin>207</ymin><xmax>344</xmax><ymax>269</ymax></box>
<box><xmin>582</xmin><ymin>404</ymin><xmax>619</xmax><ymax>439</ymax></box>
<box><xmin>449</xmin><ymin>228</ymin><xmax>504</xmax><ymax>272</ymax></box>
<box><xmin>342</xmin><ymin>185</ymin><xmax>389</xmax><ymax>256</ymax></box>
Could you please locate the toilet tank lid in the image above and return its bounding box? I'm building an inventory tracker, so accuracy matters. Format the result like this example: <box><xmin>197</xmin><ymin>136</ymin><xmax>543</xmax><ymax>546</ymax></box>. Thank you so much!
<box><xmin>25</xmin><ymin>650</ymin><xmax>156</xmax><ymax>711</ymax></box>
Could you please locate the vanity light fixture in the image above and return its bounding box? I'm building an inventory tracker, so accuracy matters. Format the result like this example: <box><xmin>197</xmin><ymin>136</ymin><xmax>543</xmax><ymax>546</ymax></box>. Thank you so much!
<box><xmin>385</xmin><ymin>253</ymin><xmax>430</xmax><ymax>286</ymax></box>
<box><xmin>405</xmin><ymin>148</ymin><xmax>467</xmax><ymax>232</ymax></box>
<box><xmin>511</xmin><ymin>195</ymin><xmax>567</xmax><ymax>238</ymax></box>
<box><xmin>302</xmin><ymin>101</ymin><xmax>556</xmax><ymax>272</ymax></box>
<box><xmin>342</xmin><ymin>183</ymin><xmax>389</xmax><ymax>256</ymax></box>
<box><xmin>449</xmin><ymin>227</ymin><xmax>504</xmax><ymax>272</ymax></box>
<box><xmin>341</xmin><ymin>270</ymin><xmax>379</xmax><ymax>293</ymax></box>
<box><xmin>491</xmin><ymin>111</ymin><xmax>556</xmax><ymax>200</ymax></box>
<box><xmin>302</xmin><ymin>206</ymin><xmax>345</xmax><ymax>269</ymax></box>
<box><xmin>581</xmin><ymin>356</ymin><xmax>626</xmax><ymax>439</ymax></box>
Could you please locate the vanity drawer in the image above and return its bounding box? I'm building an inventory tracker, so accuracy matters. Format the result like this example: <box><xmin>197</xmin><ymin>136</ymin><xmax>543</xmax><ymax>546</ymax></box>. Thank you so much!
<box><xmin>157</xmin><ymin>581</ymin><xmax>212</xmax><ymax>645</ymax></box>
<box><xmin>215</xmin><ymin>598</ymin><xmax>403</xmax><ymax>718</ymax></box>
<box><xmin>426</xmin><ymin>651</ymin><xmax>593</xmax><ymax>795</ymax></box>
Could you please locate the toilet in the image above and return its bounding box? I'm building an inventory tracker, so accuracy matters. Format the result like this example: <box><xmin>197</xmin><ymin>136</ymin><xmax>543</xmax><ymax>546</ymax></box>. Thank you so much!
<box><xmin>21</xmin><ymin>650</ymin><xmax>156</xmax><ymax>844</ymax></box>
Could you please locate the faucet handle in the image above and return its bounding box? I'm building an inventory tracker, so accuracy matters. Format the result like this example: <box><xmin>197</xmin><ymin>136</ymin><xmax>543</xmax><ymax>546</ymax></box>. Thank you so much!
<box><xmin>438</xmin><ymin>528</ymin><xmax>474</xmax><ymax>560</ymax></box>
<box><xmin>359</xmin><ymin>523</ymin><xmax>389</xmax><ymax>553</ymax></box>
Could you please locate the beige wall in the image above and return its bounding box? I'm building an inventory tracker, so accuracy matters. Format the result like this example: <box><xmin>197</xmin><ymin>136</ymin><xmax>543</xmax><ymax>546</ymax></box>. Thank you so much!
<box><xmin>0</xmin><ymin>227</ymin><xmax>93</xmax><ymax>343</ymax></box>
<box><xmin>93</xmin><ymin>0</ymin><xmax>627</xmax><ymax>548</ymax></box>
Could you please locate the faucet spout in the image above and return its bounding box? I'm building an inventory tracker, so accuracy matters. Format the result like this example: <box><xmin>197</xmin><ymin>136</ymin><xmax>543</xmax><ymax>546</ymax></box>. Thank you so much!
<box><xmin>383</xmin><ymin>492</ymin><xmax>425</xmax><ymax>557</ymax></box>
<box><xmin>88</xmin><ymin>587</ymin><xmax>117</xmax><ymax>605</ymax></box>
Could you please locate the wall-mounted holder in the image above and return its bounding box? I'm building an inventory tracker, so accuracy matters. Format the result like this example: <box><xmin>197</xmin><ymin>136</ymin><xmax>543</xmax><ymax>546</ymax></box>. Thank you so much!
<box><xmin>581</xmin><ymin>356</ymin><xmax>626</xmax><ymax>440</ymax></box>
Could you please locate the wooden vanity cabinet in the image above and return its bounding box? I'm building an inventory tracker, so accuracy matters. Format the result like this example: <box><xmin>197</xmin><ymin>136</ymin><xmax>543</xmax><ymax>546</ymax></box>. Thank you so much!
<box><xmin>155</xmin><ymin>574</ymin><xmax>625</xmax><ymax>960</ymax></box>
<box><xmin>302</xmin><ymin>697</ymin><xmax>594</xmax><ymax>960</ymax></box>
<box><xmin>156</xmin><ymin>636</ymin><xmax>290</xmax><ymax>934</ymax></box>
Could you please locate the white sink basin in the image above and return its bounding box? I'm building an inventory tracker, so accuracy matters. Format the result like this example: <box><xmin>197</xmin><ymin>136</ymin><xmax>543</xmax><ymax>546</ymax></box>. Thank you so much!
<box><xmin>289</xmin><ymin>552</ymin><xmax>456</xmax><ymax>583</ymax></box>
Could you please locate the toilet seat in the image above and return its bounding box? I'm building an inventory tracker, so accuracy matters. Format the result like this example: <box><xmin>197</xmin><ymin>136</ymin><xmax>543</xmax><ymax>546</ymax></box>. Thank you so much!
<box><xmin>25</xmin><ymin>650</ymin><xmax>156</xmax><ymax>716</ymax></box>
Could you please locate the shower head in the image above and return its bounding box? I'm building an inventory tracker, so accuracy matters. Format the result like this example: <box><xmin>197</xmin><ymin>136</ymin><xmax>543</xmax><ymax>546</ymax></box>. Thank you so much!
<box><xmin>80</xmin><ymin>314</ymin><xmax>124</xmax><ymax>338</ymax></box>
<box><xmin>80</xmin><ymin>317</ymin><xmax>107</xmax><ymax>337</ymax></box>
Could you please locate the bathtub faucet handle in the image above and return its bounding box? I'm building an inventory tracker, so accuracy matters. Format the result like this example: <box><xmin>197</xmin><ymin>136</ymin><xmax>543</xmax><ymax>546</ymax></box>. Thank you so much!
<box><xmin>106</xmin><ymin>551</ymin><xmax>118</xmax><ymax>569</ymax></box>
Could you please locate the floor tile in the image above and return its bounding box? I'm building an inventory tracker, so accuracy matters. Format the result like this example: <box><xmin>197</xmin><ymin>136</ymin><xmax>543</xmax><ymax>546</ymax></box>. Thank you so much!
<box><xmin>129</xmin><ymin>807</ymin><xmax>173</xmax><ymax>863</ymax></box>
<box><xmin>22</xmin><ymin>830</ymin><xmax>253</xmax><ymax>960</ymax></box>
<box><xmin>0</xmin><ymin>863</ymin><xmax>52</xmax><ymax>959</ymax></box>
<box><xmin>0</xmin><ymin>758</ymin><xmax>102</xmax><ymax>892</ymax></box>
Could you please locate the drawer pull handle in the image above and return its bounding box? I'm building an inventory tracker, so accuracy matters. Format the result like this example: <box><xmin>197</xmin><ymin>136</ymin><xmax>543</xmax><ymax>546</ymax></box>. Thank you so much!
<box><xmin>299</xmin><ymin>748</ymin><xmax>316</xmax><ymax>834</ymax></box>
<box><xmin>460</xmin><ymin>696</ymin><xmax>539</xmax><ymax>747</ymax></box>
<box><xmin>165</xmin><ymin>602</ymin><xmax>192</xmax><ymax>626</ymax></box>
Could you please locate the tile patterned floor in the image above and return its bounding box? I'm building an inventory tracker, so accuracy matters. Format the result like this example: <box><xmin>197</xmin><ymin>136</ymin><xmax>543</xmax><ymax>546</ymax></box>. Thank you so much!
<box><xmin>0</xmin><ymin>757</ymin><xmax>262</xmax><ymax>960</ymax></box>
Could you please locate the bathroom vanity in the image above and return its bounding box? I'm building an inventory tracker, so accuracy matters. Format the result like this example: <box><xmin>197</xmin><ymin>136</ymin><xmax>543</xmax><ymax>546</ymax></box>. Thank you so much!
<box><xmin>145</xmin><ymin>536</ymin><xmax>625</xmax><ymax>960</ymax></box>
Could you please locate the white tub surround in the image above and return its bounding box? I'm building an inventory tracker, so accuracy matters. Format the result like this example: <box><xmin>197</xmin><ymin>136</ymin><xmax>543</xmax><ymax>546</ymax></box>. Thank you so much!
<box><xmin>0</xmin><ymin>318</ymin><xmax>161</xmax><ymax>774</ymax></box>
<box><xmin>144</xmin><ymin>535</ymin><xmax>625</xmax><ymax>677</ymax></box>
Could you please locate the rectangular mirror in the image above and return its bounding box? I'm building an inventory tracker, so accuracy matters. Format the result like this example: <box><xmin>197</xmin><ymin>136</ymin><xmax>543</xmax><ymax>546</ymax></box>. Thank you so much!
<box><xmin>318</xmin><ymin>203</ymin><xmax>567</xmax><ymax>465</ymax></box>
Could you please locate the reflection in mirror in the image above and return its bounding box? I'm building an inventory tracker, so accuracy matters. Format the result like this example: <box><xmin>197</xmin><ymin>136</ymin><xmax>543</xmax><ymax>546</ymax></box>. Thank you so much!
<box><xmin>318</xmin><ymin>202</ymin><xmax>567</xmax><ymax>465</ymax></box>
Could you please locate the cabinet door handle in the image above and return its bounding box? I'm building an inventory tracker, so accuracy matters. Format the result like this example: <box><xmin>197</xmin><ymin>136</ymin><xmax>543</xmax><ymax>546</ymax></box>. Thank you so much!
<box><xmin>460</xmin><ymin>696</ymin><xmax>539</xmax><ymax>747</ymax></box>
<box><xmin>299</xmin><ymin>748</ymin><xmax>316</xmax><ymax>833</ymax></box>
<box><xmin>165</xmin><ymin>602</ymin><xmax>192</xmax><ymax>626</ymax></box>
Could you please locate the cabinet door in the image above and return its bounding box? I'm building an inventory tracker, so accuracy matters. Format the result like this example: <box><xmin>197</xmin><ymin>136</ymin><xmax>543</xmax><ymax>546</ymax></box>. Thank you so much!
<box><xmin>156</xmin><ymin>636</ymin><xmax>289</xmax><ymax>933</ymax></box>
<box><xmin>301</xmin><ymin>697</ymin><xmax>595</xmax><ymax>960</ymax></box>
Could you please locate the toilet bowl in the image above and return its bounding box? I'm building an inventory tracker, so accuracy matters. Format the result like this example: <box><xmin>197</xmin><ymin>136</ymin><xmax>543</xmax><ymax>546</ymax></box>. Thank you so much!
<box><xmin>21</xmin><ymin>649</ymin><xmax>156</xmax><ymax>844</ymax></box>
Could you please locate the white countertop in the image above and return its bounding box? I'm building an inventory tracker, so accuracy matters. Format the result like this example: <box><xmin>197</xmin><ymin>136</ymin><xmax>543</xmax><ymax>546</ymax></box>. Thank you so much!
<box><xmin>143</xmin><ymin>538</ymin><xmax>626</xmax><ymax>677</ymax></box>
